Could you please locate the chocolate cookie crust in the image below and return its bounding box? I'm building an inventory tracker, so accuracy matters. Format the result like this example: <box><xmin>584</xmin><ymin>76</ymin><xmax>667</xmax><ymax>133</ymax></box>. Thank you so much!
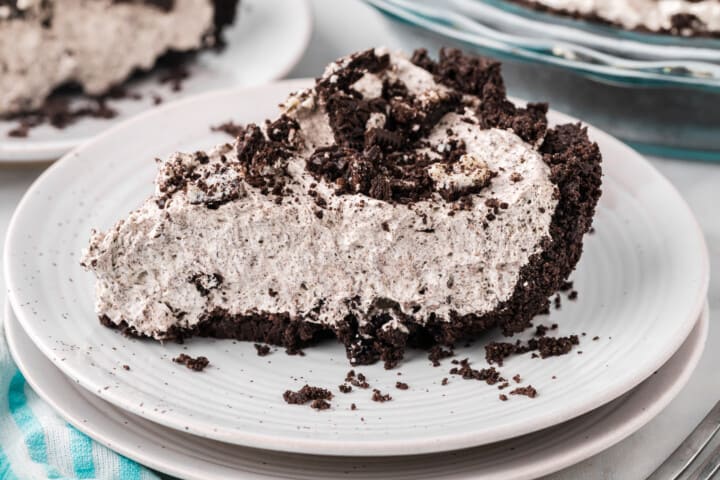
<box><xmin>95</xmin><ymin>48</ymin><xmax>602</xmax><ymax>369</ymax></box>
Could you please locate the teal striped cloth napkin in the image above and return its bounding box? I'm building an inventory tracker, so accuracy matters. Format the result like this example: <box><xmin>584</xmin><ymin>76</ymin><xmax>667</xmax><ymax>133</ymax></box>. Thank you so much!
<box><xmin>0</xmin><ymin>317</ymin><xmax>160</xmax><ymax>480</ymax></box>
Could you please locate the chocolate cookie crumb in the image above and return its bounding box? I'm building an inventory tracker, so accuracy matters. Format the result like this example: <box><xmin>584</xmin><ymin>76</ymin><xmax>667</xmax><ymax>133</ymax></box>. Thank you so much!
<box><xmin>122</xmin><ymin>364</ymin><xmax>130</xmax><ymax>371</ymax></box>
<box><xmin>254</xmin><ymin>343</ymin><xmax>271</xmax><ymax>356</ymax></box>
<box><xmin>428</xmin><ymin>345</ymin><xmax>455</xmax><ymax>366</ymax></box>
<box><xmin>172</xmin><ymin>353</ymin><xmax>209</xmax><ymax>371</ymax></box>
<box><xmin>486</xmin><ymin>333</ymin><xmax>579</xmax><ymax>364</ymax></box>
<box><xmin>6</xmin><ymin>95</ymin><xmax>117</xmax><ymax>138</ymax></box>
<box><xmin>159</xmin><ymin>64</ymin><xmax>190</xmax><ymax>92</ymax></box>
<box><xmin>510</xmin><ymin>172</ymin><xmax>523</xmax><ymax>182</ymax></box>
<box><xmin>449</xmin><ymin>358</ymin><xmax>504</xmax><ymax>385</ymax></box>
<box><xmin>283</xmin><ymin>384</ymin><xmax>333</xmax><ymax>406</ymax></box>
<box><xmin>372</xmin><ymin>389</ymin><xmax>392</xmax><ymax>402</ymax></box>
<box><xmin>345</xmin><ymin>370</ymin><xmax>370</xmax><ymax>389</ymax></box>
<box><xmin>395</xmin><ymin>381</ymin><xmax>409</xmax><ymax>390</ymax></box>
<box><xmin>512</xmin><ymin>374</ymin><xmax>521</xmax><ymax>383</ymax></box>
<box><xmin>310</xmin><ymin>399</ymin><xmax>331</xmax><ymax>410</ymax></box>
<box><xmin>510</xmin><ymin>385</ymin><xmax>537</xmax><ymax>398</ymax></box>
<box><xmin>441</xmin><ymin>377</ymin><xmax>449</xmax><ymax>386</ymax></box>
<box><xmin>485</xmin><ymin>342</ymin><xmax>516</xmax><ymax>366</ymax></box>
<box><xmin>339</xmin><ymin>384</ymin><xmax>352</xmax><ymax>393</ymax></box>
<box><xmin>212</xmin><ymin>121</ymin><xmax>245</xmax><ymax>138</ymax></box>
<box><xmin>351</xmin><ymin>403</ymin><xmax>357</xmax><ymax>410</ymax></box>
<box><xmin>537</xmin><ymin>335</ymin><xmax>579</xmax><ymax>358</ymax></box>
<box><xmin>499</xmin><ymin>394</ymin><xmax>508</xmax><ymax>401</ymax></box>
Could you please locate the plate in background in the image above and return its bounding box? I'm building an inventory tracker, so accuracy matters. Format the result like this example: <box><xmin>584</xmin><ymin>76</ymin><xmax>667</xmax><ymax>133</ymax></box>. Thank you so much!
<box><xmin>0</xmin><ymin>0</ymin><xmax>312</xmax><ymax>162</ymax></box>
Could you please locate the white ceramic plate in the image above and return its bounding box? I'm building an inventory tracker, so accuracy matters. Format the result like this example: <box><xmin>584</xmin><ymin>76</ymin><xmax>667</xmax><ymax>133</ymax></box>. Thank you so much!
<box><xmin>4</xmin><ymin>301</ymin><xmax>709</xmax><ymax>480</ymax></box>
<box><xmin>0</xmin><ymin>0</ymin><xmax>312</xmax><ymax>162</ymax></box>
<box><xmin>3</xmin><ymin>80</ymin><xmax>709</xmax><ymax>456</ymax></box>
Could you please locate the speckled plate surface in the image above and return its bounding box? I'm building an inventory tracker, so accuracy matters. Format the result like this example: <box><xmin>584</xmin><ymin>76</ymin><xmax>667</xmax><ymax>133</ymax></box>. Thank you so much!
<box><xmin>3</xmin><ymin>80</ymin><xmax>709</xmax><ymax>456</ymax></box>
<box><xmin>0</xmin><ymin>0</ymin><xmax>312</xmax><ymax>162</ymax></box>
<box><xmin>4</xmin><ymin>301</ymin><xmax>709</xmax><ymax>479</ymax></box>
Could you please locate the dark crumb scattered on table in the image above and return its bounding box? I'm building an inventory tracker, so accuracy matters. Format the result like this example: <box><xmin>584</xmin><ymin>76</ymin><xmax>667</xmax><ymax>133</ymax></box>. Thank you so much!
<box><xmin>512</xmin><ymin>374</ymin><xmax>521</xmax><ymax>383</ymax></box>
<box><xmin>395</xmin><ymin>381</ymin><xmax>409</xmax><ymax>390</ymax></box>
<box><xmin>254</xmin><ymin>343</ymin><xmax>271</xmax><ymax>356</ymax></box>
<box><xmin>211</xmin><ymin>121</ymin><xmax>245</xmax><ymax>138</ymax></box>
<box><xmin>499</xmin><ymin>394</ymin><xmax>508</xmax><ymax>401</ymax></box>
<box><xmin>351</xmin><ymin>403</ymin><xmax>357</xmax><ymax>410</ymax></box>
<box><xmin>441</xmin><ymin>377</ymin><xmax>449</xmax><ymax>386</ymax></box>
<box><xmin>283</xmin><ymin>384</ymin><xmax>333</xmax><ymax>408</ymax></box>
<box><xmin>372</xmin><ymin>389</ymin><xmax>392</xmax><ymax>402</ymax></box>
<box><xmin>554</xmin><ymin>294</ymin><xmax>562</xmax><ymax>309</ymax></box>
<box><xmin>498</xmin><ymin>381</ymin><xmax>510</xmax><ymax>390</ymax></box>
<box><xmin>592</xmin><ymin>336</ymin><xmax>600</xmax><ymax>341</ymax></box>
<box><xmin>428</xmin><ymin>345</ymin><xmax>455</xmax><ymax>367</ymax></box>
<box><xmin>568</xmin><ymin>290</ymin><xmax>578</xmax><ymax>300</ymax></box>
<box><xmin>510</xmin><ymin>385</ymin><xmax>537</xmax><ymax>398</ymax></box>
<box><xmin>339</xmin><ymin>384</ymin><xmax>352</xmax><ymax>393</ymax></box>
<box><xmin>122</xmin><ymin>364</ymin><xmax>130</xmax><ymax>371</ymax></box>
<box><xmin>559</xmin><ymin>280</ymin><xmax>573</xmax><ymax>292</ymax></box>
<box><xmin>172</xmin><ymin>353</ymin><xmax>209</xmax><ymax>371</ymax></box>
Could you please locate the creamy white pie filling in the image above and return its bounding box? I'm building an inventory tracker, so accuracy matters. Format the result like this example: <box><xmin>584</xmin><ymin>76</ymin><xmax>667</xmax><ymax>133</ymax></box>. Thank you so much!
<box><xmin>82</xmin><ymin>50</ymin><xmax>559</xmax><ymax>339</ymax></box>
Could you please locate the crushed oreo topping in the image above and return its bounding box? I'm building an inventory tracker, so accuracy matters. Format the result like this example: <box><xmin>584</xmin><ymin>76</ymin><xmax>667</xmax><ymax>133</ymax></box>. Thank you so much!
<box><xmin>303</xmin><ymin>48</ymin><xmax>528</xmax><ymax>205</ymax></box>
<box><xmin>157</xmin><ymin>118</ymin><xmax>298</xmax><ymax>209</ymax></box>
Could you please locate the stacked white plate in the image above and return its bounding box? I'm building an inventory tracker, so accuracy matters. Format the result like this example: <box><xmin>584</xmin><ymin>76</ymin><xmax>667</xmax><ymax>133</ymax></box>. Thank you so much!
<box><xmin>3</xmin><ymin>80</ymin><xmax>710</xmax><ymax>479</ymax></box>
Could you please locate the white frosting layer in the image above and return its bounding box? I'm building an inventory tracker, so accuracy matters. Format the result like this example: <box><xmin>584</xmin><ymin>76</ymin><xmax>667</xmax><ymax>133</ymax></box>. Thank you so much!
<box><xmin>82</xmin><ymin>50</ymin><xmax>559</xmax><ymax>339</ymax></box>
<box><xmin>530</xmin><ymin>0</ymin><xmax>720</xmax><ymax>33</ymax></box>
<box><xmin>0</xmin><ymin>0</ymin><xmax>214</xmax><ymax>115</ymax></box>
